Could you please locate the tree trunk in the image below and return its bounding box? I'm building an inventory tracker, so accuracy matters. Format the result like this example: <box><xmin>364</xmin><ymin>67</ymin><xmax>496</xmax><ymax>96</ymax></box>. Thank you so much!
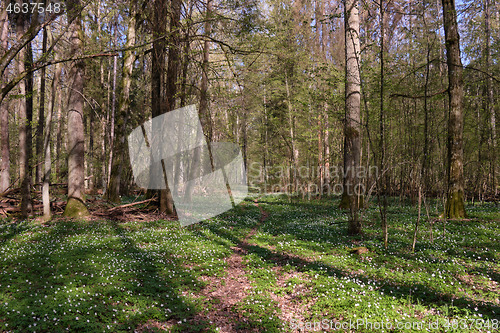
<box><xmin>379</xmin><ymin>0</ymin><xmax>388</xmax><ymax>247</ymax></box>
<box><xmin>199</xmin><ymin>0</ymin><xmax>213</xmax><ymax>143</ymax></box>
<box><xmin>341</xmin><ymin>0</ymin><xmax>362</xmax><ymax>235</ymax></box>
<box><xmin>63</xmin><ymin>0</ymin><xmax>89</xmax><ymax>218</ymax></box>
<box><xmin>151</xmin><ymin>0</ymin><xmax>174</xmax><ymax>214</ymax></box>
<box><xmin>36</xmin><ymin>27</ymin><xmax>48</xmax><ymax>187</ymax></box>
<box><xmin>0</xmin><ymin>2</ymin><xmax>9</xmax><ymax>193</ymax></box>
<box><xmin>107</xmin><ymin>24</ymin><xmax>117</xmax><ymax>188</ymax></box>
<box><xmin>43</xmin><ymin>27</ymin><xmax>61</xmax><ymax>220</ymax></box>
<box><xmin>442</xmin><ymin>0</ymin><xmax>466</xmax><ymax>218</ymax></box>
<box><xmin>285</xmin><ymin>74</ymin><xmax>299</xmax><ymax>193</ymax></box>
<box><xmin>174</xmin><ymin>0</ymin><xmax>194</xmax><ymax>196</ymax></box>
<box><xmin>54</xmin><ymin>69</ymin><xmax>64</xmax><ymax>182</ymax></box>
<box><xmin>106</xmin><ymin>6</ymin><xmax>137</xmax><ymax>203</ymax></box>
<box><xmin>185</xmin><ymin>0</ymin><xmax>212</xmax><ymax>204</ymax></box>
<box><xmin>484</xmin><ymin>0</ymin><xmax>496</xmax><ymax>196</ymax></box>
<box><xmin>323</xmin><ymin>109</ymin><xmax>330</xmax><ymax>192</ymax></box>
<box><xmin>166</xmin><ymin>0</ymin><xmax>181</xmax><ymax>113</ymax></box>
<box><xmin>164</xmin><ymin>0</ymin><xmax>181</xmax><ymax>208</ymax></box>
<box><xmin>16</xmin><ymin>7</ymin><xmax>33</xmax><ymax>218</ymax></box>
<box><xmin>318</xmin><ymin>113</ymin><xmax>323</xmax><ymax>198</ymax></box>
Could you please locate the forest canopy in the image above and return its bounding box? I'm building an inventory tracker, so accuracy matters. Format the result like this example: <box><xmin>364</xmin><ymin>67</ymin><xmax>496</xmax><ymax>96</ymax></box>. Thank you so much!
<box><xmin>0</xmin><ymin>0</ymin><xmax>498</xmax><ymax>221</ymax></box>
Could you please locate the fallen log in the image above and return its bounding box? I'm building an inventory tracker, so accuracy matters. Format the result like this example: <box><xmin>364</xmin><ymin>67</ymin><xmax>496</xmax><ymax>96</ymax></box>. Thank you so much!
<box><xmin>0</xmin><ymin>187</ymin><xmax>21</xmax><ymax>197</ymax></box>
<box><xmin>108</xmin><ymin>198</ymin><xmax>156</xmax><ymax>212</ymax></box>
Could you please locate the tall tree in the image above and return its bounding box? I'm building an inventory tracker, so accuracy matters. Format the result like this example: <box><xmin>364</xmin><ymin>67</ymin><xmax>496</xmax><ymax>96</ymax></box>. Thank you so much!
<box><xmin>442</xmin><ymin>0</ymin><xmax>466</xmax><ymax>218</ymax></box>
<box><xmin>0</xmin><ymin>1</ymin><xmax>9</xmax><ymax>193</ymax></box>
<box><xmin>341</xmin><ymin>0</ymin><xmax>362</xmax><ymax>235</ymax></box>
<box><xmin>16</xmin><ymin>1</ymin><xmax>33</xmax><ymax>218</ymax></box>
<box><xmin>43</xmin><ymin>27</ymin><xmax>61</xmax><ymax>220</ymax></box>
<box><xmin>36</xmin><ymin>26</ymin><xmax>48</xmax><ymax>187</ymax></box>
<box><xmin>166</xmin><ymin>0</ymin><xmax>181</xmax><ymax>113</ymax></box>
<box><xmin>105</xmin><ymin>4</ymin><xmax>137</xmax><ymax>203</ymax></box>
<box><xmin>63</xmin><ymin>0</ymin><xmax>90</xmax><ymax>217</ymax></box>
<box><xmin>199</xmin><ymin>0</ymin><xmax>212</xmax><ymax>142</ymax></box>
<box><xmin>106</xmin><ymin>20</ymin><xmax>118</xmax><ymax>190</ymax></box>
<box><xmin>185</xmin><ymin>0</ymin><xmax>212</xmax><ymax>204</ymax></box>
<box><xmin>379</xmin><ymin>0</ymin><xmax>388</xmax><ymax>247</ymax></box>
<box><xmin>151</xmin><ymin>0</ymin><xmax>175</xmax><ymax>214</ymax></box>
<box><xmin>484</xmin><ymin>0</ymin><xmax>496</xmax><ymax>195</ymax></box>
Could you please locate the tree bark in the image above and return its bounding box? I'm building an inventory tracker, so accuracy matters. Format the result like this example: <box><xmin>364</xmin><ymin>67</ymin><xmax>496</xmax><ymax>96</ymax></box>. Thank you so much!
<box><xmin>63</xmin><ymin>0</ymin><xmax>89</xmax><ymax>218</ymax></box>
<box><xmin>174</xmin><ymin>0</ymin><xmax>194</xmax><ymax>197</ymax></box>
<box><xmin>323</xmin><ymin>109</ymin><xmax>330</xmax><ymax>192</ymax></box>
<box><xmin>484</xmin><ymin>0</ymin><xmax>496</xmax><ymax>196</ymax></box>
<box><xmin>43</xmin><ymin>27</ymin><xmax>60</xmax><ymax>220</ymax></box>
<box><xmin>151</xmin><ymin>0</ymin><xmax>174</xmax><ymax>214</ymax></box>
<box><xmin>379</xmin><ymin>0</ymin><xmax>388</xmax><ymax>247</ymax></box>
<box><xmin>285</xmin><ymin>74</ymin><xmax>299</xmax><ymax>193</ymax></box>
<box><xmin>54</xmin><ymin>66</ymin><xmax>64</xmax><ymax>182</ymax></box>
<box><xmin>36</xmin><ymin>27</ymin><xmax>48</xmax><ymax>187</ymax></box>
<box><xmin>0</xmin><ymin>2</ymin><xmax>10</xmax><ymax>193</ymax></box>
<box><xmin>199</xmin><ymin>0</ymin><xmax>213</xmax><ymax>143</ymax></box>
<box><xmin>16</xmin><ymin>5</ymin><xmax>33</xmax><ymax>218</ymax></box>
<box><xmin>166</xmin><ymin>0</ymin><xmax>181</xmax><ymax>113</ymax></box>
<box><xmin>442</xmin><ymin>0</ymin><xmax>466</xmax><ymax>218</ymax></box>
<box><xmin>185</xmin><ymin>0</ymin><xmax>212</xmax><ymax>204</ymax></box>
<box><xmin>105</xmin><ymin>5</ymin><xmax>136</xmax><ymax>203</ymax></box>
<box><xmin>341</xmin><ymin>0</ymin><xmax>362</xmax><ymax>235</ymax></box>
<box><xmin>106</xmin><ymin>23</ymin><xmax>117</xmax><ymax>189</ymax></box>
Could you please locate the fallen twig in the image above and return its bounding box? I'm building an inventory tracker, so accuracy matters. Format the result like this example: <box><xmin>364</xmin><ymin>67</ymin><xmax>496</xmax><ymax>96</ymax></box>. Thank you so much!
<box><xmin>108</xmin><ymin>198</ymin><xmax>156</xmax><ymax>211</ymax></box>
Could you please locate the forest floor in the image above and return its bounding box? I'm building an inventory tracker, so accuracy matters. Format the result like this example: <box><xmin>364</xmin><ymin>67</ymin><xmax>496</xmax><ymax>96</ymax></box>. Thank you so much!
<box><xmin>0</xmin><ymin>195</ymin><xmax>498</xmax><ymax>332</ymax></box>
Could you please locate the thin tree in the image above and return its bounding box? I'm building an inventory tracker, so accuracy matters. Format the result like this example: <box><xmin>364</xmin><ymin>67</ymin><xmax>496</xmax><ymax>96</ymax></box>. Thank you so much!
<box><xmin>484</xmin><ymin>0</ymin><xmax>496</xmax><ymax>196</ymax></box>
<box><xmin>16</xmin><ymin>2</ymin><xmax>33</xmax><ymax>218</ymax></box>
<box><xmin>378</xmin><ymin>0</ymin><xmax>388</xmax><ymax>247</ymax></box>
<box><xmin>42</xmin><ymin>27</ymin><xmax>60</xmax><ymax>220</ymax></box>
<box><xmin>36</xmin><ymin>26</ymin><xmax>48</xmax><ymax>187</ymax></box>
<box><xmin>106</xmin><ymin>20</ymin><xmax>118</xmax><ymax>190</ymax></box>
<box><xmin>441</xmin><ymin>0</ymin><xmax>466</xmax><ymax>218</ymax></box>
<box><xmin>166</xmin><ymin>0</ymin><xmax>181</xmax><ymax>113</ymax></box>
<box><xmin>0</xmin><ymin>1</ymin><xmax>9</xmax><ymax>193</ymax></box>
<box><xmin>199</xmin><ymin>0</ymin><xmax>212</xmax><ymax>142</ymax></box>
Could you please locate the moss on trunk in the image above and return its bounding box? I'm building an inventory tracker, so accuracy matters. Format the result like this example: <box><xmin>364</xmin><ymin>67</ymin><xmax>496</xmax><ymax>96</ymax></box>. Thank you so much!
<box><xmin>63</xmin><ymin>197</ymin><xmax>89</xmax><ymax>218</ymax></box>
<box><xmin>445</xmin><ymin>190</ymin><xmax>466</xmax><ymax>219</ymax></box>
<box><xmin>339</xmin><ymin>192</ymin><xmax>364</xmax><ymax>209</ymax></box>
<box><xmin>339</xmin><ymin>192</ymin><xmax>350</xmax><ymax>209</ymax></box>
<box><xmin>348</xmin><ymin>218</ymin><xmax>362</xmax><ymax>235</ymax></box>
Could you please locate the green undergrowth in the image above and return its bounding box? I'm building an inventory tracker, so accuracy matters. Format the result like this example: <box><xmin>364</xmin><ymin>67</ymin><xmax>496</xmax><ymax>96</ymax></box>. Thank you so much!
<box><xmin>0</xmin><ymin>196</ymin><xmax>498</xmax><ymax>332</ymax></box>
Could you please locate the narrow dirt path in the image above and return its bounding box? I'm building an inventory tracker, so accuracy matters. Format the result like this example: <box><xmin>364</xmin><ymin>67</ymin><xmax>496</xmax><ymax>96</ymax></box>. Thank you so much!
<box><xmin>190</xmin><ymin>200</ymin><xmax>309</xmax><ymax>332</ymax></box>
<box><xmin>194</xmin><ymin>252</ymin><xmax>253</xmax><ymax>332</ymax></box>
<box><xmin>251</xmin><ymin>202</ymin><xmax>311</xmax><ymax>331</ymax></box>
<box><xmin>190</xmin><ymin>200</ymin><xmax>269</xmax><ymax>332</ymax></box>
